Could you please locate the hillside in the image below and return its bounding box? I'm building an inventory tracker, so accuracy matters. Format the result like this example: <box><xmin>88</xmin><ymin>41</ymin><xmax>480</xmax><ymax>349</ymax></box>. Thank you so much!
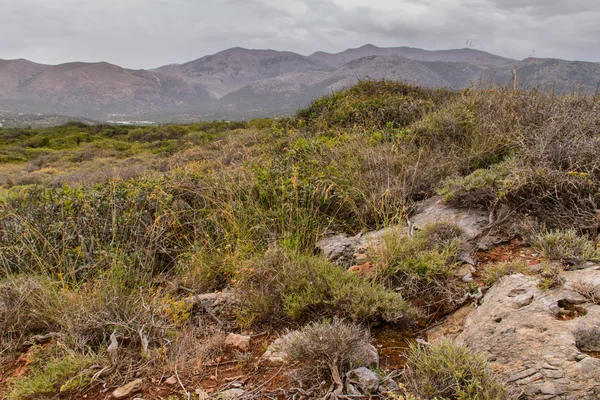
<box><xmin>2</xmin><ymin>81</ymin><xmax>599</xmax><ymax>399</ymax></box>
<box><xmin>1</xmin><ymin>45</ymin><xmax>600</xmax><ymax>121</ymax></box>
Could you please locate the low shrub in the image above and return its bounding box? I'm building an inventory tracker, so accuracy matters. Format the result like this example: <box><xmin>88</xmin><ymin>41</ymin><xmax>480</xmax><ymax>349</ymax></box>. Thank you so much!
<box><xmin>8</xmin><ymin>344</ymin><xmax>98</xmax><ymax>400</ymax></box>
<box><xmin>236</xmin><ymin>248</ymin><xmax>414</xmax><ymax>325</ymax></box>
<box><xmin>532</xmin><ymin>229</ymin><xmax>599</xmax><ymax>266</ymax></box>
<box><xmin>371</xmin><ymin>222</ymin><xmax>463</xmax><ymax>300</ymax></box>
<box><xmin>481</xmin><ymin>261</ymin><xmax>529</xmax><ymax>286</ymax></box>
<box><xmin>280</xmin><ymin>319</ymin><xmax>373</xmax><ymax>391</ymax></box>
<box><xmin>403</xmin><ymin>340</ymin><xmax>511</xmax><ymax>400</ymax></box>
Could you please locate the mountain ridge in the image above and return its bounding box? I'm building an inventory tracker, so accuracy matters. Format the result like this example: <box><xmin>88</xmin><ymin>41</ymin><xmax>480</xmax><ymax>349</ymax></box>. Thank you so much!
<box><xmin>1</xmin><ymin>44</ymin><xmax>599</xmax><ymax>121</ymax></box>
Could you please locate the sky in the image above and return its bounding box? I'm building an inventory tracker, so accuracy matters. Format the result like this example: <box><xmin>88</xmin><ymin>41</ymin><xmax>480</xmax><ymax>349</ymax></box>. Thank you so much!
<box><xmin>1</xmin><ymin>0</ymin><xmax>599</xmax><ymax>69</ymax></box>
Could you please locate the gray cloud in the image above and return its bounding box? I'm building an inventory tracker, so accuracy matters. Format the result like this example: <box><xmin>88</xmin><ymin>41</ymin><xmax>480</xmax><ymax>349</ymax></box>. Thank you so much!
<box><xmin>0</xmin><ymin>0</ymin><xmax>598</xmax><ymax>68</ymax></box>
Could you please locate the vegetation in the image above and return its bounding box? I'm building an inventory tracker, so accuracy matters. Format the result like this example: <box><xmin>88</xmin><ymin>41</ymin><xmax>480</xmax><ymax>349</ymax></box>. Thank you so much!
<box><xmin>403</xmin><ymin>340</ymin><xmax>511</xmax><ymax>400</ymax></box>
<box><xmin>481</xmin><ymin>261</ymin><xmax>529</xmax><ymax>286</ymax></box>
<box><xmin>280</xmin><ymin>319</ymin><xmax>374</xmax><ymax>390</ymax></box>
<box><xmin>1</xmin><ymin>80</ymin><xmax>599</xmax><ymax>398</ymax></box>
<box><xmin>532</xmin><ymin>229</ymin><xmax>600</xmax><ymax>265</ymax></box>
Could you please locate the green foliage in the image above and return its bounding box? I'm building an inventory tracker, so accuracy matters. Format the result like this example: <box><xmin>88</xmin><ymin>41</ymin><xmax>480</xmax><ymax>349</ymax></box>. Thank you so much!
<box><xmin>481</xmin><ymin>261</ymin><xmax>529</xmax><ymax>286</ymax></box>
<box><xmin>236</xmin><ymin>248</ymin><xmax>414</xmax><ymax>325</ymax></box>
<box><xmin>372</xmin><ymin>223</ymin><xmax>463</xmax><ymax>289</ymax></box>
<box><xmin>297</xmin><ymin>80</ymin><xmax>453</xmax><ymax>130</ymax></box>
<box><xmin>532</xmin><ymin>229</ymin><xmax>600</xmax><ymax>264</ymax></box>
<box><xmin>8</xmin><ymin>345</ymin><xmax>96</xmax><ymax>400</ymax></box>
<box><xmin>403</xmin><ymin>340</ymin><xmax>511</xmax><ymax>400</ymax></box>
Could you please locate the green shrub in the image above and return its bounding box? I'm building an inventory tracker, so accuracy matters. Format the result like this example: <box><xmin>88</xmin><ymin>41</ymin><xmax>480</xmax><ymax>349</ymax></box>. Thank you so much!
<box><xmin>403</xmin><ymin>340</ymin><xmax>511</xmax><ymax>400</ymax></box>
<box><xmin>532</xmin><ymin>229</ymin><xmax>600</xmax><ymax>265</ymax></box>
<box><xmin>8</xmin><ymin>344</ymin><xmax>97</xmax><ymax>400</ymax></box>
<box><xmin>236</xmin><ymin>248</ymin><xmax>414</xmax><ymax>325</ymax></box>
<box><xmin>372</xmin><ymin>223</ymin><xmax>463</xmax><ymax>292</ymax></box>
<box><xmin>481</xmin><ymin>261</ymin><xmax>529</xmax><ymax>286</ymax></box>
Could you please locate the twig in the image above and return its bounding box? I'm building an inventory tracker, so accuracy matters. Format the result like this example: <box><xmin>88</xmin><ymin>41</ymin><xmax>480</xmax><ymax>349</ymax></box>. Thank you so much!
<box><xmin>175</xmin><ymin>365</ymin><xmax>191</xmax><ymax>400</ymax></box>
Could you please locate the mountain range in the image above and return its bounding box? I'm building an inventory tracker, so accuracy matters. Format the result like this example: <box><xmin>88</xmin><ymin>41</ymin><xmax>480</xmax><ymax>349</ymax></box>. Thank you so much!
<box><xmin>1</xmin><ymin>44</ymin><xmax>600</xmax><ymax>121</ymax></box>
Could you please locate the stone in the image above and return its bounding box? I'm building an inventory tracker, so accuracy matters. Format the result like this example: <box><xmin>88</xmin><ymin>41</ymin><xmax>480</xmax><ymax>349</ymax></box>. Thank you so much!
<box><xmin>112</xmin><ymin>379</ymin><xmax>144</xmax><ymax>399</ymax></box>
<box><xmin>225</xmin><ymin>333</ymin><xmax>251</xmax><ymax>352</ymax></box>
<box><xmin>378</xmin><ymin>378</ymin><xmax>400</xmax><ymax>393</ymax></box>
<box><xmin>345</xmin><ymin>367</ymin><xmax>381</xmax><ymax>394</ymax></box>
<box><xmin>164</xmin><ymin>376</ymin><xmax>177</xmax><ymax>385</ymax></box>
<box><xmin>409</xmin><ymin>196</ymin><xmax>490</xmax><ymax>241</ymax></box>
<box><xmin>221</xmin><ymin>388</ymin><xmax>246</xmax><ymax>399</ymax></box>
<box><xmin>345</xmin><ymin>383</ymin><xmax>361</xmax><ymax>396</ymax></box>
<box><xmin>363</xmin><ymin>343</ymin><xmax>379</xmax><ymax>368</ymax></box>
<box><xmin>260</xmin><ymin>337</ymin><xmax>288</xmax><ymax>366</ymax></box>
<box><xmin>457</xmin><ymin>267</ymin><xmax>600</xmax><ymax>399</ymax></box>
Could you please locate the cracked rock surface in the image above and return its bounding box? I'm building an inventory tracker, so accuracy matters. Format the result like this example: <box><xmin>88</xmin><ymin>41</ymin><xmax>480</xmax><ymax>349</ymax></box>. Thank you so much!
<box><xmin>457</xmin><ymin>267</ymin><xmax>600</xmax><ymax>399</ymax></box>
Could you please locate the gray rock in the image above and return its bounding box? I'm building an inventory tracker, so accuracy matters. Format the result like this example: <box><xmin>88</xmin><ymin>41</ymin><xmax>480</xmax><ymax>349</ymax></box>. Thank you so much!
<box><xmin>409</xmin><ymin>196</ymin><xmax>490</xmax><ymax>240</ymax></box>
<box><xmin>346</xmin><ymin>367</ymin><xmax>381</xmax><ymax>394</ymax></box>
<box><xmin>363</xmin><ymin>343</ymin><xmax>379</xmax><ymax>368</ymax></box>
<box><xmin>457</xmin><ymin>268</ymin><xmax>600</xmax><ymax>399</ymax></box>
<box><xmin>345</xmin><ymin>383</ymin><xmax>361</xmax><ymax>396</ymax></box>
<box><xmin>112</xmin><ymin>379</ymin><xmax>144</xmax><ymax>399</ymax></box>
<box><xmin>379</xmin><ymin>378</ymin><xmax>400</xmax><ymax>393</ymax></box>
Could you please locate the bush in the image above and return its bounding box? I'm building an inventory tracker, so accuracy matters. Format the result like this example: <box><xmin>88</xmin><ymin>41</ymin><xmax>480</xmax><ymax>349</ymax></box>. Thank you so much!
<box><xmin>371</xmin><ymin>222</ymin><xmax>463</xmax><ymax>300</ymax></box>
<box><xmin>403</xmin><ymin>340</ymin><xmax>511</xmax><ymax>400</ymax></box>
<box><xmin>532</xmin><ymin>229</ymin><xmax>600</xmax><ymax>265</ymax></box>
<box><xmin>280</xmin><ymin>319</ymin><xmax>374</xmax><ymax>391</ymax></box>
<box><xmin>236</xmin><ymin>248</ymin><xmax>414</xmax><ymax>325</ymax></box>
<box><xmin>481</xmin><ymin>261</ymin><xmax>529</xmax><ymax>286</ymax></box>
<box><xmin>8</xmin><ymin>344</ymin><xmax>97</xmax><ymax>400</ymax></box>
<box><xmin>0</xmin><ymin>276</ymin><xmax>60</xmax><ymax>350</ymax></box>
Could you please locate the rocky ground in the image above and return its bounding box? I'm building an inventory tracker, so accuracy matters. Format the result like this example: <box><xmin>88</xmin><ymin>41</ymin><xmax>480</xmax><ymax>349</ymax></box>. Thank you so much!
<box><xmin>2</xmin><ymin>197</ymin><xmax>599</xmax><ymax>399</ymax></box>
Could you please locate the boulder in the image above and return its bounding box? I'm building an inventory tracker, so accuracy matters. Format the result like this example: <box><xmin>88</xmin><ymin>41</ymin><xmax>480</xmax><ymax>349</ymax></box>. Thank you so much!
<box><xmin>112</xmin><ymin>379</ymin><xmax>144</xmax><ymax>399</ymax></box>
<box><xmin>225</xmin><ymin>333</ymin><xmax>251</xmax><ymax>352</ymax></box>
<box><xmin>457</xmin><ymin>266</ymin><xmax>600</xmax><ymax>399</ymax></box>
<box><xmin>345</xmin><ymin>367</ymin><xmax>381</xmax><ymax>394</ymax></box>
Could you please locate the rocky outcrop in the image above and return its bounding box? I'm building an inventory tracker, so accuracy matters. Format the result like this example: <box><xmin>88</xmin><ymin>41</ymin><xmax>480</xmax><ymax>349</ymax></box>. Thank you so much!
<box><xmin>317</xmin><ymin>196</ymin><xmax>503</xmax><ymax>266</ymax></box>
<box><xmin>457</xmin><ymin>267</ymin><xmax>600</xmax><ymax>399</ymax></box>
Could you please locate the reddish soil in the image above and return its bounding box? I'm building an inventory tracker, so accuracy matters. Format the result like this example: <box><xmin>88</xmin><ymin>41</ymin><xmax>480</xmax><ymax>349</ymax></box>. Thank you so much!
<box><xmin>476</xmin><ymin>239</ymin><xmax>540</xmax><ymax>268</ymax></box>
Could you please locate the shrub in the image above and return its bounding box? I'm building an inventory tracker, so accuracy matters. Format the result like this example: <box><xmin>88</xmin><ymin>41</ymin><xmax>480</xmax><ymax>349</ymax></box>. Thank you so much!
<box><xmin>236</xmin><ymin>248</ymin><xmax>414</xmax><ymax>325</ymax></box>
<box><xmin>371</xmin><ymin>222</ymin><xmax>463</xmax><ymax>300</ymax></box>
<box><xmin>403</xmin><ymin>340</ymin><xmax>511</xmax><ymax>400</ymax></box>
<box><xmin>481</xmin><ymin>261</ymin><xmax>529</xmax><ymax>286</ymax></box>
<box><xmin>280</xmin><ymin>319</ymin><xmax>374</xmax><ymax>392</ymax></box>
<box><xmin>8</xmin><ymin>344</ymin><xmax>97</xmax><ymax>400</ymax></box>
<box><xmin>532</xmin><ymin>229</ymin><xmax>600</xmax><ymax>265</ymax></box>
<box><xmin>297</xmin><ymin>80</ymin><xmax>452</xmax><ymax>130</ymax></box>
<box><xmin>0</xmin><ymin>276</ymin><xmax>60</xmax><ymax>350</ymax></box>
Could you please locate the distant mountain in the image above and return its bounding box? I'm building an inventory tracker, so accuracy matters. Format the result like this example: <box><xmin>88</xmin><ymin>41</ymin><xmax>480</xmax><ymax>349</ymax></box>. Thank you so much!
<box><xmin>309</xmin><ymin>44</ymin><xmax>514</xmax><ymax>69</ymax></box>
<box><xmin>1</xmin><ymin>45</ymin><xmax>599</xmax><ymax>121</ymax></box>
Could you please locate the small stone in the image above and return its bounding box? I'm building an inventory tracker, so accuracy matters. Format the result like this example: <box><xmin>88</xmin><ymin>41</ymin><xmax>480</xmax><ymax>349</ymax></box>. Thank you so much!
<box><xmin>221</xmin><ymin>388</ymin><xmax>246</xmax><ymax>399</ymax></box>
<box><xmin>225</xmin><ymin>333</ymin><xmax>251</xmax><ymax>352</ymax></box>
<box><xmin>112</xmin><ymin>379</ymin><xmax>144</xmax><ymax>399</ymax></box>
<box><xmin>164</xmin><ymin>376</ymin><xmax>177</xmax><ymax>385</ymax></box>
<box><xmin>346</xmin><ymin>367</ymin><xmax>381</xmax><ymax>394</ymax></box>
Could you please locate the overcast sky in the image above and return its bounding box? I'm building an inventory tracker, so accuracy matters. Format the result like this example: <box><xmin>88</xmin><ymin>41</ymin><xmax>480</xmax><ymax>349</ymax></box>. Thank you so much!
<box><xmin>1</xmin><ymin>0</ymin><xmax>598</xmax><ymax>69</ymax></box>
